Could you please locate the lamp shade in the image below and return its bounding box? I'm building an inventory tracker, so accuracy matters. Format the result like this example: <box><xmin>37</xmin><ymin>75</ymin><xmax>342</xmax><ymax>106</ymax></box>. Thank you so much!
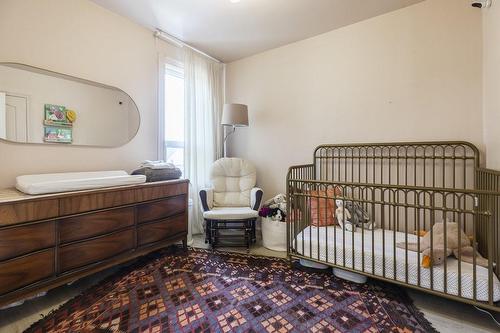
<box><xmin>221</xmin><ymin>103</ymin><xmax>248</xmax><ymax>127</ymax></box>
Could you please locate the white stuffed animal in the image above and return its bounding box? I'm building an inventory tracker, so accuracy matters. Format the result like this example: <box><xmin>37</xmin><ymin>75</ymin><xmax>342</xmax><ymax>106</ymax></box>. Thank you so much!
<box><xmin>264</xmin><ymin>194</ymin><xmax>287</xmax><ymax>212</ymax></box>
<box><xmin>335</xmin><ymin>200</ymin><xmax>355</xmax><ymax>232</ymax></box>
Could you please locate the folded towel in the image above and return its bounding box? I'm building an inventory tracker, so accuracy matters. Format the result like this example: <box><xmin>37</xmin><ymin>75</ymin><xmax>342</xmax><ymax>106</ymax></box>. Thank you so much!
<box><xmin>132</xmin><ymin>167</ymin><xmax>182</xmax><ymax>182</ymax></box>
<box><xmin>140</xmin><ymin>160</ymin><xmax>175</xmax><ymax>169</ymax></box>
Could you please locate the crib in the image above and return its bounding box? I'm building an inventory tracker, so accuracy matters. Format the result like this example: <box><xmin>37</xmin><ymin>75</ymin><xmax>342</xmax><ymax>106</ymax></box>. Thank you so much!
<box><xmin>286</xmin><ymin>141</ymin><xmax>500</xmax><ymax>312</ymax></box>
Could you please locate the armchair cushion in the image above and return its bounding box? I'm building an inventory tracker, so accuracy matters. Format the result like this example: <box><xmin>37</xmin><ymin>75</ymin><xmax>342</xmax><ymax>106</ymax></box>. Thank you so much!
<box><xmin>211</xmin><ymin>158</ymin><xmax>256</xmax><ymax>207</ymax></box>
<box><xmin>203</xmin><ymin>207</ymin><xmax>259</xmax><ymax>220</ymax></box>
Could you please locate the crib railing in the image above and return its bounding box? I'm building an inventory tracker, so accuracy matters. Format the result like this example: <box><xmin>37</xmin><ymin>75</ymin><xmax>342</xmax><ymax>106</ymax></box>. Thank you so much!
<box><xmin>286</xmin><ymin>142</ymin><xmax>500</xmax><ymax>312</ymax></box>
<box><xmin>477</xmin><ymin>167</ymin><xmax>500</xmax><ymax>278</ymax></box>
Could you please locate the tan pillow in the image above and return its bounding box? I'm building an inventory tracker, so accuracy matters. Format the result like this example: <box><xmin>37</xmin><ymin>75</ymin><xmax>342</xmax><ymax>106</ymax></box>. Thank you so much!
<box><xmin>308</xmin><ymin>187</ymin><xmax>341</xmax><ymax>227</ymax></box>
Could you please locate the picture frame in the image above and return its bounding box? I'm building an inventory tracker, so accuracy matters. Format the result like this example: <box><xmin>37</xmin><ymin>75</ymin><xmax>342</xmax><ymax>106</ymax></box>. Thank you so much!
<box><xmin>43</xmin><ymin>126</ymin><xmax>73</xmax><ymax>143</ymax></box>
<box><xmin>44</xmin><ymin>104</ymin><xmax>70</xmax><ymax>125</ymax></box>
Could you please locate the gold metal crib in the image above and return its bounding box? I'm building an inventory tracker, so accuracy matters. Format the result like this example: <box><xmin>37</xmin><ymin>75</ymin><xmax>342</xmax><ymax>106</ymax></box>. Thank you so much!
<box><xmin>286</xmin><ymin>141</ymin><xmax>500</xmax><ymax>312</ymax></box>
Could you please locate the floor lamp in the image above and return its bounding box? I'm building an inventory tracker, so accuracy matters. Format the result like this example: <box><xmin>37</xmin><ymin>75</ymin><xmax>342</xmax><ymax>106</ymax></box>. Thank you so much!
<box><xmin>221</xmin><ymin>103</ymin><xmax>248</xmax><ymax>157</ymax></box>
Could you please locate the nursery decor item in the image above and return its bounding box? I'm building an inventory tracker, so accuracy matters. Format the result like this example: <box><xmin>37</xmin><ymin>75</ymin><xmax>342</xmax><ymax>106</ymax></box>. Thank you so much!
<box><xmin>66</xmin><ymin>109</ymin><xmax>77</xmax><ymax>123</ymax></box>
<box><xmin>43</xmin><ymin>104</ymin><xmax>74</xmax><ymax>143</ymax></box>
<box><xmin>396</xmin><ymin>222</ymin><xmax>489</xmax><ymax>268</ymax></box>
<box><xmin>43</xmin><ymin>126</ymin><xmax>72</xmax><ymax>143</ymax></box>
<box><xmin>261</xmin><ymin>217</ymin><xmax>287</xmax><ymax>251</ymax></box>
<box><xmin>24</xmin><ymin>248</ymin><xmax>437</xmax><ymax>333</ymax></box>
<box><xmin>258</xmin><ymin>206</ymin><xmax>285</xmax><ymax>222</ymax></box>
<box><xmin>335</xmin><ymin>199</ymin><xmax>374</xmax><ymax>232</ymax></box>
<box><xmin>44</xmin><ymin>104</ymin><xmax>71</xmax><ymax>126</ymax></box>
<box><xmin>260</xmin><ymin>193</ymin><xmax>287</xmax><ymax>251</ymax></box>
<box><xmin>307</xmin><ymin>187</ymin><xmax>341</xmax><ymax>227</ymax></box>
<box><xmin>263</xmin><ymin>193</ymin><xmax>287</xmax><ymax>212</ymax></box>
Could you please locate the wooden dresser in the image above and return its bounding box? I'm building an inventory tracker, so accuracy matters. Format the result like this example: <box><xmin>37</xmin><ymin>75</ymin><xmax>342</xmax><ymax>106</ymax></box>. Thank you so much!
<box><xmin>0</xmin><ymin>179</ymin><xmax>189</xmax><ymax>307</ymax></box>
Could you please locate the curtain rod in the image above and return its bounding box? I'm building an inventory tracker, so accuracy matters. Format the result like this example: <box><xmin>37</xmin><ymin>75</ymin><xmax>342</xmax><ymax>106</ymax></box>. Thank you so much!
<box><xmin>154</xmin><ymin>30</ymin><xmax>222</xmax><ymax>64</ymax></box>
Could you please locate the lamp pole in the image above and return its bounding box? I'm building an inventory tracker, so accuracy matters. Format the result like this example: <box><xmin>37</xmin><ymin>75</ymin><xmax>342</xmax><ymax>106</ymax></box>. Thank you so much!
<box><xmin>223</xmin><ymin>125</ymin><xmax>236</xmax><ymax>157</ymax></box>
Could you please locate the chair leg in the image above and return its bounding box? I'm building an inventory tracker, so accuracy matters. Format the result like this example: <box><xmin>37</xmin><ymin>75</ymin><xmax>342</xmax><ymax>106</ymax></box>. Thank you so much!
<box><xmin>252</xmin><ymin>219</ymin><xmax>257</xmax><ymax>243</ymax></box>
<box><xmin>205</xmin><ymin>220</ymin><xmax>212</xmax><ymax>244</ymax></box>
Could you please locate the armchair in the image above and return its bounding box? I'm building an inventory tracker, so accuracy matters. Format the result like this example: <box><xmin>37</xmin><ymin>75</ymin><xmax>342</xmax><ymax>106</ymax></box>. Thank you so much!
<box><xmin>199</xmin><ymin>158</ymin><xmax>263</xmax><ymax>250</ymax></box>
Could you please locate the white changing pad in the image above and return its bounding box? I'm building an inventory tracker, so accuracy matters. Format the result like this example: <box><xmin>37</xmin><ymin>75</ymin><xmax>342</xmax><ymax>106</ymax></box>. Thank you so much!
<box><xmin>294</xmin><ymin>226</ymin><xmax>500</xmax><ymax>302</ymax></box>
<box><xmin>16</xmin><ymin>170</ymin><xmax>146</xmax><ymax>195</ymax></box>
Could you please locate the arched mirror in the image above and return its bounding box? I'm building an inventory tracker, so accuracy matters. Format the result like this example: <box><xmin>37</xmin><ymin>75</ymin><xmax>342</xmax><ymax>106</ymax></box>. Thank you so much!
<box><xmin>0</xmin><ymin>63</ymin><xmax>140</xmax><ymax>147</ymax></box>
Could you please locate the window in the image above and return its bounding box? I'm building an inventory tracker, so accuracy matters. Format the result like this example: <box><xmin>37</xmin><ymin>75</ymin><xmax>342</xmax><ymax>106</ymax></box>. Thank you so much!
<box><xmin>164</xmin><ymin>63</ymin><xmax>185</xmax><ymax>172</ymax></box>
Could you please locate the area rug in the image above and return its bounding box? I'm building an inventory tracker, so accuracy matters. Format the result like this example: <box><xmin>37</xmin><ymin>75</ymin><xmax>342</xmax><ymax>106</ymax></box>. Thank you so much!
<box><xmin>25</xmin><ymin>248</ymin><xmax>436</xmax><ymax>333</ymax></box>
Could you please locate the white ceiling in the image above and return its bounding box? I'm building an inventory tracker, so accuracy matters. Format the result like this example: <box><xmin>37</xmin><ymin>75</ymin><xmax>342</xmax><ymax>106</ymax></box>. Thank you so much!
<box><xmin>90</xmin><ymin>0</ymin><xmax>424</xmax><ymax>62</ymax></box>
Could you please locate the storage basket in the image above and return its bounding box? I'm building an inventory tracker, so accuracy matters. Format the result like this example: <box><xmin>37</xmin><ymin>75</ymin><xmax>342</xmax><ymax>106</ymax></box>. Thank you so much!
<box><xmin>261</xmin><ymin>217</ymin><xmax>287</xmax><ymax>251</ymax></box>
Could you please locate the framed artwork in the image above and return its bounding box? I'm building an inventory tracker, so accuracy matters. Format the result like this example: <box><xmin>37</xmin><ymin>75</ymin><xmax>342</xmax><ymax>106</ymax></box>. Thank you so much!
<box><xmin>44</xmin><ymin>104</ymin><xmax>71</xmax><ymax>126</ymax></box>
<box><xmin>44</xmin><ymin>126</ymin><xmax>73</xmax><ymax>143</ymax></box>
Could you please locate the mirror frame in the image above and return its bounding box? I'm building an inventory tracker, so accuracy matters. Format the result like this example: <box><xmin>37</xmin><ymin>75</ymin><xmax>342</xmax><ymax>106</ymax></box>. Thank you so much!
<box><xmin>0</xmin><ymin>62</ymin><xmax>141</xmax><ymax>148</ymax></box>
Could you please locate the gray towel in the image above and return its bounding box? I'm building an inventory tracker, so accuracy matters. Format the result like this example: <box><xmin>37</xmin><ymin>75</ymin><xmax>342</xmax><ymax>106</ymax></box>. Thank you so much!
<box><xmin>131</xmin><ymin>167</ymin><xmax>182</xmax><ymax>182</ymax></box>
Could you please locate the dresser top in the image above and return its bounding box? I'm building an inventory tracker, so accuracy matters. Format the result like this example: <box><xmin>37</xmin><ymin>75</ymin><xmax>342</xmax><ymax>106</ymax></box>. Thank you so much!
<box><xmin>0</xmin><ymin>179</ymin><xmax>189</xmax><ymax>204</ymax></box>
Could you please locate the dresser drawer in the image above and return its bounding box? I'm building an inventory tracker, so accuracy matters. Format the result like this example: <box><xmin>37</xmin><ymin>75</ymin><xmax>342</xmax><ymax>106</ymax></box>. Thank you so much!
<box><xmin>59</xmin><ymin>229</ymin><xmax>135</xmax><ymax>272</ymax></box>
<box><xmin>59</xmin><ymin>207</ymin><xmax>135</xmax><ymax>244</ymax></box>
<box><xmin>138</xmin><ymin>214</ymin><xmax>187</xmax><ymax>246</ymax></box>
<box><xmin>135</xmin><ymin>181</ymin><xmax>189</xmax><ymax>202</ymax></box>
<box><xmin>59</xmin><ymin>188</ymin><xmax>135</xmax><ymax>216</ymax></box>
<box><xmin>137</xmin><ymin>196</ymin><xmax>186</xmax><ymax>223</ymax></box>
<box><xmin>0</xmin><ymin>222</ymin><xmax>55</xmax><ymax>261</ymax></box>
<box><xmin>0</xmin><ymin>199</ymin><xmax>58</xmax><ymax>226</ymax></box>
<box><xmin>0</xmin><ymin>249</ymin><xmax>54</xmax><ymax>295</ymax></box>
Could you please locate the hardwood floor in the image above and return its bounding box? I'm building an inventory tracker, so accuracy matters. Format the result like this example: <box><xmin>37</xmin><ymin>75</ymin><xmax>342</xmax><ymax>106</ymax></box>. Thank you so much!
<box><xmin>0</xmin><ymin>235</ymin><xmax>499</xmax><ymax>333</ymax></box>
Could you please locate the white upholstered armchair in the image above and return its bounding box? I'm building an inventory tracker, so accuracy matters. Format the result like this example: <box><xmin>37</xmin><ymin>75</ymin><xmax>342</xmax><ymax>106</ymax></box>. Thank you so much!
<box><xmin>199</xmin><ymin>158</ymin><xmax>263</xmax><ymax>249</ymax></box>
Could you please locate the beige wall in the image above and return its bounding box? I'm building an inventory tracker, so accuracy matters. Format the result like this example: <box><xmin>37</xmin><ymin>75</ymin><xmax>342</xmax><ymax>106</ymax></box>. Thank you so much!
<box><xmin>225</xmin><ymin>0</ymin><xmax>484</xmax><ymax>197</ymax></box>
<box><xmin>0</xmin><ymin>0</ymin><xmax>165</xmax><ymax>188</ymax></box>
<box><xmin>483</xmin><ymin>1</ymin><xmax>500</xmax><ymax>169</ymax></box>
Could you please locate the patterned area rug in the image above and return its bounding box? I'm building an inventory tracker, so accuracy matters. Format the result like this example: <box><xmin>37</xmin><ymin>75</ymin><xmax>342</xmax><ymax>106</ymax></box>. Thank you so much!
<box><xmin>26</xmin><ymin>248</ymin><xmax>436</xmax><ymax>333</ymax></box>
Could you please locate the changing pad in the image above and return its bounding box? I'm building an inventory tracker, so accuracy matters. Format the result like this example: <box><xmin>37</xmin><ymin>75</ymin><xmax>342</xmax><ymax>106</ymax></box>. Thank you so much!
<box><xmin>294</xmin><ymin>226</ymin><xmax>500</xmax><ymax>302</ymax></box>
<box><xmin>16</xmin><ymin>170</ymin><xmax>146</xmax><ymax>195</ymax></box>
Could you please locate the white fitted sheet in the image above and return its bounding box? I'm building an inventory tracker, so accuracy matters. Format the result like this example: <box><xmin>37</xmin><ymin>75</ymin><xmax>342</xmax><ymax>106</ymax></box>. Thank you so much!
<box><xmin>294</xmin><ymin>226</ymin><xmax>500</xmax><ymax>302</ymax></box>
<box><xmin>16</xmin><ymin>170</ymin><xmax>146</xmax><ymax>195</ymax></box>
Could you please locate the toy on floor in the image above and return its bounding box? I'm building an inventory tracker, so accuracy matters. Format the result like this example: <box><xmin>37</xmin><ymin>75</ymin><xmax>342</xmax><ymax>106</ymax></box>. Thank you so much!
<box><xmin>397</xmin><ymin>222</ymin><xmax>489</xmax><ymax>268</ymax></box>
<box><xmin>335</xmin><ymin>200</ymin><xmax>374</xmax><ymax>232</ymax></box>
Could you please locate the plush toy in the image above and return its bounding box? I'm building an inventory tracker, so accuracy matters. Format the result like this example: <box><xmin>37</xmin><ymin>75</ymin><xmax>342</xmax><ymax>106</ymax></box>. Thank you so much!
<box><xmin>272</xmin><ymin>209</ymin><xmax>284</xmax><ymax>222</ymax></box>
<box><xmin>335</xmin><ymin>200</ymin><xmax>374</xmax><ymax>232</ymax></box>
<box><xmin>396</xmin><ymin>222</ymin><xmax>489</xmax><ymax>268</ymax></box>
<box><xmin>264</xmin><ymin>194</ymin><xmax>287</xmax><ymax>212</ymax></box>
<box><xmin>335</xmin><ymin>201</ymin><xmax>354</xmax><ymax>231</ymax></box>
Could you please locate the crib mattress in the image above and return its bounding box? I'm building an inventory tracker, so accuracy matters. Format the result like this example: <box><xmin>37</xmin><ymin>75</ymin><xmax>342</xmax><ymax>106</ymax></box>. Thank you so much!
<box><xmin>294</xmin><ymin>226</ymin><xmax>500</xmax><ymax>302</ymax></box>
<box><xmin>16</xmin><ymin>170</ymin><xmax>146</xmax><ymax>195</ymax></box>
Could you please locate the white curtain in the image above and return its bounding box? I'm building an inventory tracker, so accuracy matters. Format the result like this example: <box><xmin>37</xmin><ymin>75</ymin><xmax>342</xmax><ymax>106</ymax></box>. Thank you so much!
<box><xmin>184</xmin><ymin>48</ymin><xmax>224</xmax><ymax>238</ymax></box>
